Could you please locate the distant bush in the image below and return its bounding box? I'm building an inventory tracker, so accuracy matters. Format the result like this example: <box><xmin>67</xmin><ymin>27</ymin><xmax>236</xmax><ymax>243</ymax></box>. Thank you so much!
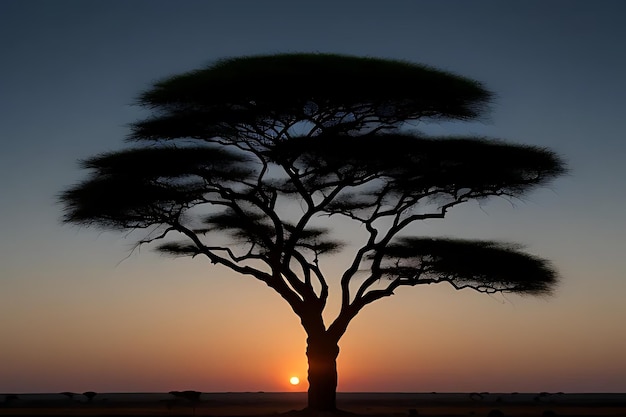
<box><xmin>169</xmin><ymin>391</ymin><xmax>202</xmax><ymax>415</ymax></box>
<box><xmin>83</xmin><ymin>391</ymin><xmax>97</xmax><ymax>402</ymax></box>
<box><xmin>169</xmin><ymin>390</ymin><xmax>202</xmax><ymax>402</ymax></box>
<box><xmin>60</xmin><ymin>391</ymin><xmax>77</xmax><ymax>400</ymax></box>
<box><xmin>469</xmin><ymin>392</ymin><xmax>483</xmax><ymax>401</ymax></box>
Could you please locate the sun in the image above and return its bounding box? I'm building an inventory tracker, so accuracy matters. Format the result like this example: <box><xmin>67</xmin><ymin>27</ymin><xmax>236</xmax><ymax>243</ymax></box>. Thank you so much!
<box><xmin>289</xmin><ymin>376</ymin><xmax>300</xmax><ymax>385</ymax></box>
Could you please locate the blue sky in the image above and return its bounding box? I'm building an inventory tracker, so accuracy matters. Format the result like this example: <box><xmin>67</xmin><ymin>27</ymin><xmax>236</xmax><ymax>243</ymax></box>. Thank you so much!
<box><xmin>1</xmin><ymin>0</ymin><xmax>625</xmax><ymax>393</ymax></box>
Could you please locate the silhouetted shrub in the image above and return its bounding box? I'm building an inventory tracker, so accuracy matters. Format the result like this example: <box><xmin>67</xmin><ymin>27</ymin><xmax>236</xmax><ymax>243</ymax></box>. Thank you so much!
<box><xmin>169</xmin><ymin>390</ymin><xmax>202</xmax><ymax>402</ymax></box>
<box><xmin>83</xmin><ymin>391</ymin><xmax>97</xmax><ymax>402</ymax></box>
<box><xmin>469</xmin><ymin>392</ymin><xmax>483</xmax><ymax>401</ymax></box>
<box><xmin>60</xmin><ymin>392</ymin><xmax>77</xmax><ymax>401</ymax></box>
<box><xmin>169</xmin><ymin>391</ymin><xmax>202</xmax><ymax>415</ymax></box>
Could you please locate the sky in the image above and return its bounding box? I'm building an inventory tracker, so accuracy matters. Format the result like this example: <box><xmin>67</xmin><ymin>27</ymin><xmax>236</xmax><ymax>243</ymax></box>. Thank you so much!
<box><xmin>1</xmin><ymin>0</ymin><xmax>625</xmax><ymax>394</ymax></box>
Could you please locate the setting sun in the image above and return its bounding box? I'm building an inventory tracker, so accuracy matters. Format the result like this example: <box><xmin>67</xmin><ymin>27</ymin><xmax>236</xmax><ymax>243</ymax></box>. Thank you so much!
<box><xmin>289</xmin><ymin>376</ymin><xmax>300</xmax><ymax>385</ymax></box>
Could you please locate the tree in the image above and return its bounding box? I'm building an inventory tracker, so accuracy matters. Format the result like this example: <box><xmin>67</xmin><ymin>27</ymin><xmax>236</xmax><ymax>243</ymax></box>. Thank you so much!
<box><xmin>60</xmin><ymin>53</ymin><xmax>565</xmax><ymax>411</ymax></box>
<box><xmin>82</xmin><ymin>391</ymin><xmax>97</xmax><ymax>402</ymax></box>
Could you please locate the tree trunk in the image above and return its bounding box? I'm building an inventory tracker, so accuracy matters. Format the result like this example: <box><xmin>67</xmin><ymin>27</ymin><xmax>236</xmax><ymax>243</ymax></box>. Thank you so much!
<box><xmin>306</xmin><ymin>336</ymin><xmax>340</xmax><ymax>411</ymax></box>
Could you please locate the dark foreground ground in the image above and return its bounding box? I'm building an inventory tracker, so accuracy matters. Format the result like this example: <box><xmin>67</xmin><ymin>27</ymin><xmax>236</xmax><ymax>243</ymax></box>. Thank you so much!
<box><xmin>1</xmin><ymin>392</ymin><xmax>626</xmax><ymax>417</ymax></box>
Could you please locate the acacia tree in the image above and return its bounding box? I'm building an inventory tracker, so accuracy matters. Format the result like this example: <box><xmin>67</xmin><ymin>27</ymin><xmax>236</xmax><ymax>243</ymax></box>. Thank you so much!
<box><xmin>61</xmin><ymin>54</ymin><xmax>565</xmax><ymax>411</ymax></box>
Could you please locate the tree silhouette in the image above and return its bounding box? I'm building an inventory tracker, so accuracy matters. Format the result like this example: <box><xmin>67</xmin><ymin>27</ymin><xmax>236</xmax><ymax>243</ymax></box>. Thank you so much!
<box><xmin>60</xmin><ymin>391</ymin><xmax>77</xmax><ymax>401</ymax></box>
<box><xmin>82</xmin><ymin>391</ymin><xmax>97</xmax><ymax>402</ymax></box>
<box><xmin>61</xmin><ymin>53</ymin><xmax>565</xmax><ymax>411</ymax></box>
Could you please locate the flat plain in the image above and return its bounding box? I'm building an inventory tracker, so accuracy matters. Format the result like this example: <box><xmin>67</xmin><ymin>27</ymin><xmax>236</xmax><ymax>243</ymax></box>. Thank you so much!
<box><xmin>1</xmin><ymin>392</ymin><xmax>626</xmax><ymax>416</ymax></box>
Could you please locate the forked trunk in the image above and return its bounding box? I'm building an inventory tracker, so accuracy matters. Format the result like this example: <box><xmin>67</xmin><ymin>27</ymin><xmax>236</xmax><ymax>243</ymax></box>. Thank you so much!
<box><xmin>306</xmin><ymin>336</ymin><xmax>340</xmax><ymax>411</ymax></box>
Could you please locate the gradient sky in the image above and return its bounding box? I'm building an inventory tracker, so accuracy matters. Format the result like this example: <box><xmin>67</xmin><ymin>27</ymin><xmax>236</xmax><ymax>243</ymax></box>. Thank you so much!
<box><xmin>1</xmin><ymin>0</ymin><xmax>625</xmax><ymax>394</ymax></box>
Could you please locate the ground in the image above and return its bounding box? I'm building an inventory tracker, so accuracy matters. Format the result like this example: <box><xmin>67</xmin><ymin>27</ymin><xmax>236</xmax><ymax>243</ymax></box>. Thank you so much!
<box><xmin>1</xmin><ymin>392</ymin><xmax>625</xmax><ymax>416</ymax></box>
